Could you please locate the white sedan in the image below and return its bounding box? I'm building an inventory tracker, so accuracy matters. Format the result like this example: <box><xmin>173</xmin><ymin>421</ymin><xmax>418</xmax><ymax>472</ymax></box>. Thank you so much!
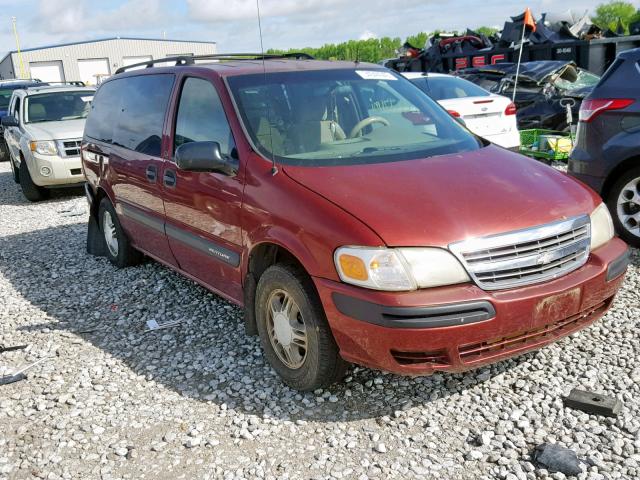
<box><xmin>403</xmin><ymin>72</ymin><xmax>520</xmax><ymax>150</ymax></box>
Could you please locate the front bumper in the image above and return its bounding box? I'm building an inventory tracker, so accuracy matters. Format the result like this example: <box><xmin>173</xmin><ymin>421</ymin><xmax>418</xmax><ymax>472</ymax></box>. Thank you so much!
<box><xmin>314</xmin><ymin>238</ymin><xmax>629</xmax><ymax>375</ymax></box>
<box><xmin>27</xmin><ymin>152</ymin><xmax>84</xmax><ymax>187</ymax></box>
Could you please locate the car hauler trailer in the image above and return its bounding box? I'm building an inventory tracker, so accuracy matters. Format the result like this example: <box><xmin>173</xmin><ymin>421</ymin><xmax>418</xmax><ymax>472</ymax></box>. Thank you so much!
<box><xmin>385</xmin><ymin>35</ymin><xmax>640</xmax><ymax>76</ymax></box>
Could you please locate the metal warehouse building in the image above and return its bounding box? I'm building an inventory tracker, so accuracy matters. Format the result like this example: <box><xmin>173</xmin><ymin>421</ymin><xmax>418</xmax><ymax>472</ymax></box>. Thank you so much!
<box><xmin>0</xmin><ymin>37</ymin><xmax>217</xmax><ymax>85</ymax></box>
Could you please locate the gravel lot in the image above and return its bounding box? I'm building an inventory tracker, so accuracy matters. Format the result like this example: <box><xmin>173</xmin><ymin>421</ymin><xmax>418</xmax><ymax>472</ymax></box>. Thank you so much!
<box><xmin>0</xmin><ymin>161</ymin><xmax>639</xmax><ymax>480</ymax></box>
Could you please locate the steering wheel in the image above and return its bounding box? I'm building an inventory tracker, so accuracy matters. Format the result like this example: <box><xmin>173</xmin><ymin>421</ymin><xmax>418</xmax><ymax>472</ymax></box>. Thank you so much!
<box><xmin>348</xmin><ymin>116</ymin><xmax>391</xmax><ymax>138</ymax></box>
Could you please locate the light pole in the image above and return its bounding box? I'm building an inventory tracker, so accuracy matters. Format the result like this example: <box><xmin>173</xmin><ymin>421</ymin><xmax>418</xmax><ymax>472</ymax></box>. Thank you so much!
<box><xmin>11</xmin><ymin>16</ymin><xmax>27</xmax><ymax>79</ymax></box>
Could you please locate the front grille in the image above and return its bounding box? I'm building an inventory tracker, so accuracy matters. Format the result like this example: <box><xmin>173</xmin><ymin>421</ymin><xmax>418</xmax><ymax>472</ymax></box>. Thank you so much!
<box><xmin>458</xmin><ymin>299</ymin><xmax>609</xmax><ymax>363</ymax></box>
<box><xmin>391</xmin><ymin>349</ymin><xmax>450</xmax><ymax>366</ymax></box>
<box><xmin>58</xmin><ymin>139</ymin><xmax>81</xmax><ymax>157</ymax></box>
<box><xmin>450</xmin><ymin>216</ymin><xmax>591</xmax><ymax>290</ymax></box>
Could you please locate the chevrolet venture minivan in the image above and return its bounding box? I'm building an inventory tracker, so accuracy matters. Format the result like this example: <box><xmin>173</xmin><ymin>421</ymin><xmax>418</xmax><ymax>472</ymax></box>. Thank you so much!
<box><xmin>82</xmin><ymin>54</ymin><xmax>629</xmax><ymax>391</ymax></box>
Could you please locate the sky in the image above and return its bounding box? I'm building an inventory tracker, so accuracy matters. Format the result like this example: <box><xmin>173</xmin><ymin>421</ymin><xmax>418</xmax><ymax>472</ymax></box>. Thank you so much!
<box><xmin>0</xmin><ymin>0</ymin><xmax>638</xmax><ymax>57</ymax></box>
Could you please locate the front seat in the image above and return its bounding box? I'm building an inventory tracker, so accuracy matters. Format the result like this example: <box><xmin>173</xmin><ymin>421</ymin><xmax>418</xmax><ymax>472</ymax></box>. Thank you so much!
<box><xmin>28</xmin><ymin>103</ymin><xmax>47</xmax><ymax>122</ymax></box>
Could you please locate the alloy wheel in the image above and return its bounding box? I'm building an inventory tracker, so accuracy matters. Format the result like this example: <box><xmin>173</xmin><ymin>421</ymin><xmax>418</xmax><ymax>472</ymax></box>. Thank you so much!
<box><xmin>617</xmin><ymin>176</ymin><xmax>640</xmax><ymax>239</ymax></box>
<box><xmin>266</xmin><ymin>289</ymin><xmax>308</xmax><ymax>369</ymax></box>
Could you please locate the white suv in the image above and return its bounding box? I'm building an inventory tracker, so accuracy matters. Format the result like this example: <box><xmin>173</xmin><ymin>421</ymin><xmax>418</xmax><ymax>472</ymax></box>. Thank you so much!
<box><xmin>2</xmin><ymin>84</ymin><xmax>95</xmax><ymax>201</ymax></box>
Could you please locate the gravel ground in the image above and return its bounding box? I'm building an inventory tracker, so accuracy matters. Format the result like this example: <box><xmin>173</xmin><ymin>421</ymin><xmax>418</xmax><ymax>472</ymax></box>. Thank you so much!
<box><xmin>0</xmin><ymin>161</ymin><xmax>639</xmax><ymax>480</ymax></box>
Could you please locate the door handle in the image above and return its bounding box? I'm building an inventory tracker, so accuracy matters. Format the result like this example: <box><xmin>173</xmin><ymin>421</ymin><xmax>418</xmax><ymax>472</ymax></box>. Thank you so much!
<box><xmin>146</xmin><ymin>165</ymin><xmax>157</xmax><ymax>183</ymax></box>
<box><xmin>163</xmin><ymin>169</ymin><xmax>177</xmax><ymax>188</ymax></box>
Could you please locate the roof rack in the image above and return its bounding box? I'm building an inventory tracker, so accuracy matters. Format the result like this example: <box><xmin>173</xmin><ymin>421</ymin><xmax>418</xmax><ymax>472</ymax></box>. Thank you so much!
<box><xmin>42</xmin><ymin>81</ymin><xmax>87</xmax><ymax>87</ymax></box>
<box><xmin>115</xmin><ymin>52</ymin><xmax>314</xmax><ymax>74</ymax></box>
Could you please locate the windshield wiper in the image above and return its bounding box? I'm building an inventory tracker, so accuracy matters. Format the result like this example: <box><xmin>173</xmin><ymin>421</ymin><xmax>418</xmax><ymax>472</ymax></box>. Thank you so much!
<box><xmin>349</xmin><ymin>146</ymin><xmax>404</xmax><ymax>157</ymax></box>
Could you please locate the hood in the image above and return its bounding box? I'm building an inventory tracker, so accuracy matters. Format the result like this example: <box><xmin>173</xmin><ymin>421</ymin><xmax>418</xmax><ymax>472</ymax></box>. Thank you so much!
<box><xmin>25</xmin><ymin>119</ymin><xmax>86</xmax><ymax>140</ymax></box>
<box><xmin>283</xmin><ymin>145</ymin><xmax>600</xmax><ymax>247</ymax></box>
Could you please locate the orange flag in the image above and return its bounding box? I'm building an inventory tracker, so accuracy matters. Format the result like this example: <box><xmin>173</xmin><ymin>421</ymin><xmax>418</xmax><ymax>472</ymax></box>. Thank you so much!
<box><xmin>524</xmin><ymin>8</ymin><xmax>537</xmax><ymax>32</ymax></box>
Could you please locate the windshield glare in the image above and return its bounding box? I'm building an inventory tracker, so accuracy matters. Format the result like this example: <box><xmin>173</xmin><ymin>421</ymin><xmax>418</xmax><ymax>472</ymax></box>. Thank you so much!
<box><xmin>26</xmin><ymin>91</ymin><xmax>93</xmax><ymax>123</ymax></box>
<box><xmin>228</xmin><ymin>69</ymin><xmax>482</xmax><ymax>166</ymax></box>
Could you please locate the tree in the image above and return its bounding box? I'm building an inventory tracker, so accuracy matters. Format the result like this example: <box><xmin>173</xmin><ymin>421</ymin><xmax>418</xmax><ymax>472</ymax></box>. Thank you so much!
<box><xmin>591</xmin><ymin>1</ymin><xmax>638</xmax><ymax>33</ymax></box>
<box><xmin>475</xmin><ymin>26</ymin><xmax>499</xmax><ymax>37</ymax></box>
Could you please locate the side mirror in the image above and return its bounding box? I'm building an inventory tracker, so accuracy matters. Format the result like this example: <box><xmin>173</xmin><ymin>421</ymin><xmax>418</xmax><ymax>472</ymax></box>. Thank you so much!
<box><xmin>1</xmin><ymin>116</ymin><xmax>18</xmax><ymax>127</ymax></box>
<box><xmin>175</xmin><ymin>141</ymin><xmax>237</xmax><ymax>176</ymax></box>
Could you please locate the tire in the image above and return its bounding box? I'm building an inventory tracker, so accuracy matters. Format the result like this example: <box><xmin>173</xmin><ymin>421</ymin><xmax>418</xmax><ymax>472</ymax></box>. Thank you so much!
<box><xmin>0</xmin><ymin>141</ymin><xmax>9</xmax><ymax>162</ymax></box>
<box><xmin>607</xmin><ymin>167</ymin><xmax>640</xmax><ymax>248</ymax></box>
<box><xmin>19</xmin><ymin>160</ymin><xmax>49</xmax><ymax>202</ymax></box>
<box><xmin>9</xmin><ymin>154</ymin><xmax>19</xmax><ymax>183</ymax></box>
<box><xmin>255</xmin><ymin>263</ymin><xmax>347</xmax><ymax>391</ymax></box>
<box><xmin>98</xmin><ymin>197</ymin><xmax>142</xmax><ymax>268</ymax></box>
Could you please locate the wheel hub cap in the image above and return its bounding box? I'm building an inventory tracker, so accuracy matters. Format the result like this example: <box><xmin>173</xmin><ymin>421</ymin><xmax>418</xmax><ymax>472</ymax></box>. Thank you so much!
<box><xmin>103</xmin><ymin>211</ymin><xmax>119</xmax><ymax>257</ymax></box>
<box><xmin>266</xmin><ymin>289</ymin><xmax>308</xmax><ymax>369</ymax></box>
<box><xmin>617</xmin><ymin>176</ymin><xmax>640</xmax><ymax>239</ymax></box>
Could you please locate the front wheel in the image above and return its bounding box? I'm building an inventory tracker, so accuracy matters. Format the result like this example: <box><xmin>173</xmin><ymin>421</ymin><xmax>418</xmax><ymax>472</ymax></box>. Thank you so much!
<box><xmin>607</xmin><ymin>167</ymin><xmax>640</xmax><ymax>247</ymax></box>
<box><xmin>255</xmin><ymin>264</ymin><xmax>347</xmax><ymax>391</ymax></box>
<box><xmin>9</xmin><ymin>155</ymin><xmax>19</xmax><ymax>183</ymax></box>
<box><xmin>19</xmin><ymin>160</ymin><xmax>49</xmax><ymax>202</ymax></box>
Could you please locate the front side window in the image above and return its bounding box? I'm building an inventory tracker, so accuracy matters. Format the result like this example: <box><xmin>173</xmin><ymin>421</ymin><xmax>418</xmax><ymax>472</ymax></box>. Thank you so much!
<box><xmin>25</xmin><ymin>91</ymin><xmax>93</xmax><ymax>123</ymax></box>
<box><xmin>174</xmin><ymin>77</ymin><xmax>235</xmax><ymax>157</ymax></box>
<box><xmin>228</xmin><ymin>69</ymin><xmax>482</xmax><ymax>166</ymax></box>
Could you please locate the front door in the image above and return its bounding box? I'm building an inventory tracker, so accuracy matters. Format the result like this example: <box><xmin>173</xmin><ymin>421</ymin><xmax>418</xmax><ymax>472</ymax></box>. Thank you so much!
<box><xmin>162</xmin><ymin>75</ymin><xmax>245</xmax><ymax>302</ymax></box>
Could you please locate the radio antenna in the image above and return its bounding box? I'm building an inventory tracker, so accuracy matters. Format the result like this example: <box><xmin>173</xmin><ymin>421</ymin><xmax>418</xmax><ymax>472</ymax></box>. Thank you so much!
<box><xmin>256</xmin><ymin>0</ymin><xmax>278</xmax><ymax>175</ymax></box>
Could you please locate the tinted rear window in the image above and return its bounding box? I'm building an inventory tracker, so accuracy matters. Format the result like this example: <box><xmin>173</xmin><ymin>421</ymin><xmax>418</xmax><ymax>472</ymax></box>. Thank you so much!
<box><xmin>410</xmin><ymin>76</ymin><xmax>490</xmax><ymax>101</ymax></box>
<box><xmin>596</xmin><ymin>58</ymin><xmax>624</xmax><ymax>87</ymax></box>
<box><xmin>85</xmin><ymin>74</ymin><xmax>174</xmax><ymax>156</ymax></box>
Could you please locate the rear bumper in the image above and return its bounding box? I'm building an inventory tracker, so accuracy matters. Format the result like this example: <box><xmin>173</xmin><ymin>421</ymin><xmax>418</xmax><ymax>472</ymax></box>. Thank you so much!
<box><xmin>314</xmin><ymin>238</ymin><xmax>628</xmax><ymax>376</ymax></box>
<box><xmin>484</xmin><ymin>130</ymin><xmax>520</xmax><ymax>150</ymax></box>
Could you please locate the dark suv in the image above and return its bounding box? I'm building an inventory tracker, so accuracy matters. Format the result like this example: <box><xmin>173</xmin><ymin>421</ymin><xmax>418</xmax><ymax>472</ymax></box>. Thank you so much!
<box><xmin>569</xmin><ymin>48</ymin><xmax>640</xmax><ymax>247</ymax></box>
<box><xmin>82</xmin><ymin>54</ymin><xmax>628</xmax><ymax>390</ymax></box>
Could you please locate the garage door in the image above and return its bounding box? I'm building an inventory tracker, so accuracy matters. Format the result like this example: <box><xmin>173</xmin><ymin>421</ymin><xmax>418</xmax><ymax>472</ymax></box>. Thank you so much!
<box><xmin>122</xmin><ymin>56</ymin><xmax>152</xmax><ymax>71</ymax></box>
<box><xmin>77</xmin><ymin>58</ymin><xmax>111</xmax><ymax>85</ymax></box>
<box><xmin>29</xmin><ymin>61</ymin><xmax>64</xmax><ymax>83</ymax></box>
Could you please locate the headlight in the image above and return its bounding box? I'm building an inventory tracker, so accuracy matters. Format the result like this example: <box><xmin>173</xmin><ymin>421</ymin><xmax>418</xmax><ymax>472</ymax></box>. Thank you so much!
<box><xmin>30</xmin><ymin>140</ymin><xmax>58</xmax><ymax>156</ymax></box>
<box><xmin>334</xmin><ymin>246</ymin><xmax>470</xmax><ymax>291</ymax></box>
<box><xmin>590</xmin><ymin>203</ymin><xmax>614</xmax><ymax>250</ymax></box>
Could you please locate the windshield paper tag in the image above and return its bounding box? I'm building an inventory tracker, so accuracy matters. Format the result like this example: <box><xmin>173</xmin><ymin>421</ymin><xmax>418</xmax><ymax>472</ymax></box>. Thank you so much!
<box><xmin>356</xmin><ymin>70</ymin><xmax>397</xmax><ymax>81</ymax></box>
<box><xmin>81</xmin><ymin>96</ymin><xmax>94</xmax><ymax>102</ymax></box>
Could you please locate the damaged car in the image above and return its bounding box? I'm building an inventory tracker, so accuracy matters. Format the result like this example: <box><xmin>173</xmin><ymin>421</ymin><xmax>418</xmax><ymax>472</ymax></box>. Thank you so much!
<box><xmin>457</xmin><ymin>61</ymin><xmax>600</xmax><ymax>131</ymax></box>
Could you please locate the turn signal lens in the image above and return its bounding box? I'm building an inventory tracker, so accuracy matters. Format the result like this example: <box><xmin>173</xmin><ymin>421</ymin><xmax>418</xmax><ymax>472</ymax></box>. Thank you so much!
<box><xmin>338</xmin><ymin>254</ymin><xmax>368</xmax><ymax>281</ymax></box>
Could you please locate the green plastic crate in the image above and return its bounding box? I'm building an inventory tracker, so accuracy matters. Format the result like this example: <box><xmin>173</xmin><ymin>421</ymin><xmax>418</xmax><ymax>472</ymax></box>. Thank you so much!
<box><xmin>519</xmin><ymin>129</ymin><xmax>575</xmax><ymax>161</ymax></box>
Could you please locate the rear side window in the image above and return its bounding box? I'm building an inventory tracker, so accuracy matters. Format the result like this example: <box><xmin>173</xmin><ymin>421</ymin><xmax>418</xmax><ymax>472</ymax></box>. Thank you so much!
<box><xmin>114</xmin><ymin>75</ymin><xmax>174</xmax><ymax>156</ymax></box>
<box><xmin>85</xmin><ymin>74</ymin><xmax>174</xmax><ymax>156</ymax></box>
<box><xmin>174</xmin><ymin>77</ymin><xmax>235</xmax><ymax>156</ymax></box>
<box><xmin>85</xmin><ymin>80</ymin><xmax>120</xmax><ymax>143</ymax></box>
<box><xmin>596</xmin><ymin>58</ymin><xmax>624</xmax><ymax>87</ymax></box>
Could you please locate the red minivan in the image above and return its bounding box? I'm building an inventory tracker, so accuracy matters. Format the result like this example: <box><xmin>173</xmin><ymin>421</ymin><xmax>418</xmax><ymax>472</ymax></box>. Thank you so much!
<box><xmin>81</xmin><ymin>54</ymin><xmax>629</xmax><ymax>391</ymax></box>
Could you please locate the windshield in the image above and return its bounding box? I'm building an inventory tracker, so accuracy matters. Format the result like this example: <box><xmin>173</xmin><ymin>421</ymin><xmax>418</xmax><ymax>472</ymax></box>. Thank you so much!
<box><xmin>25</xmin><ymin>91</ymin><xmax>94</xmax><ymax>123</ymax></box>
<box><xmin>553</xmin><ymin>68</ymin><xmax>600</xmax><ymax>92</ymax></box>
<box><xmin>410</xmin><ymin>76</ymin><xmax>490</xmax><ymax>101</ymax></box>
<box><xmin>228</xmin><ymin>69</ymin><xmax>482</xmax><ymax>166</ymax></box>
